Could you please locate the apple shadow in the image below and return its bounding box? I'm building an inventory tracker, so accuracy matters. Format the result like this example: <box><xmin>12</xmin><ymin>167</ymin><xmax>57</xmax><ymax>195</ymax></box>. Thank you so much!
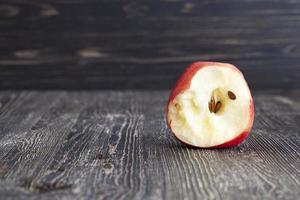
<box><xmin>150</xmin><ymin>129</ymin><xmax>300</xmax><ymax>159</ymax></box>
<box><xmin>158</xmin><ymin>131</ymin><xmax>240</xmax><ymax>148</ymax></box>
<box><xmin>143</xmin><ymin>121</ymin><xmax>298</xmax><ymax>158</ymax></box>
<box><xmin>144</xmin><ymin>131</ymin><xmax>246</xmax><ymax>153</ymax></box>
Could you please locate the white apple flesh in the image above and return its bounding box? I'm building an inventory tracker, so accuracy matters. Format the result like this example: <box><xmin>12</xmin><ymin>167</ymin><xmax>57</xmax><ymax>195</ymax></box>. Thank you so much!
<box><xmin>167</xmin><ymin>62</ymin><xmax>254</xmax><ymax>148</ymax></box>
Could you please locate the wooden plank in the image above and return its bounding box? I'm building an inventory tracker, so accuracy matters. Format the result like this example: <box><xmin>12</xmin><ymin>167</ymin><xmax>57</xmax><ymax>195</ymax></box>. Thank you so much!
<box><xmin>0</xmin><ymin>91</ymin><xmax>61</xmax><ymax>139</ymax></box>
<box><xmin>0</xmin><ymin>90</ymin><xmax>299</xmax><ymax>199</ymax></box>
<box><xmin>0</xmin><ymin>91</ymin><xmax>20</xmax><ymax>114</ymax></box>
<box><xmin>37</xmin><ymin>91</ymin><xmax>146</xmax><ymax>199</ymax></box>
<box><xmin>0</xmin><ymin>91</ymin><xmax>93</xmax><ymax>199</ymax></box>
<box><xmin>0</xmin><ymin>0</ymin><xmax>300</xmax><ymax>89</ymax></box>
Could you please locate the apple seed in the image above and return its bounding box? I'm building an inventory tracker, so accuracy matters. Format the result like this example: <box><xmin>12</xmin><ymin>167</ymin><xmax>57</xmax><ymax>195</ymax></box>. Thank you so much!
<box><xmin>214</xmin><ymin>101</ymin><xmax>222</xmax><ymax>113</ymax></box>
<box><xmin>228</xmin><ymin>91</ymin><xmax>236</xmax><ymax>100</ymax></box>
<box><xmin>208</xmin><ymin>96</ymin><xmax>216</xmax><ymax>113</ymax></box>
<box><xmin>208</xmin><ymin>101</ymin><xmax>213</xmax><ymax>112</ymax></box>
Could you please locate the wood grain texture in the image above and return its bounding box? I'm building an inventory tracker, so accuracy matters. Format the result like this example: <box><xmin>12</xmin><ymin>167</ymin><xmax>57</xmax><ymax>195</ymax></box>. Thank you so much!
<box><xmin>0</xmin><ymin>0</ymin><xmax>300</xmax><ymax>89</ymax></box>
<box><xmin>0</xmin><ymin>90</ymin><xmax>299</xmax><ymax>199</ymax></box>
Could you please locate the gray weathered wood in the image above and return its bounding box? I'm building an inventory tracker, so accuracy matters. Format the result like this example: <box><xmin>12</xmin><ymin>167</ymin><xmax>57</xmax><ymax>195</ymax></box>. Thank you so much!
<box><xmin>0</xmin><ymin>90</ymin><xmax>299</xmax><ymax>199</ymax></box>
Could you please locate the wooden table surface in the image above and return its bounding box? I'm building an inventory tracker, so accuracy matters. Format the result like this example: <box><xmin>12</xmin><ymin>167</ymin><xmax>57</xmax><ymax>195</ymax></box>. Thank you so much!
<box><xmin>0</xmin><ymin>90</ymin><xmax>299</xmax><ymax>200</ymax></box>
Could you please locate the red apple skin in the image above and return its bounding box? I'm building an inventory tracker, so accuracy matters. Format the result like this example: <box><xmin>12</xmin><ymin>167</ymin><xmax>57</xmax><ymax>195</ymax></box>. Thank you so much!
<box><xmin>166</xmin><ymin>61</ymin><xmax>254</xmax><ymax>148</ymax></box>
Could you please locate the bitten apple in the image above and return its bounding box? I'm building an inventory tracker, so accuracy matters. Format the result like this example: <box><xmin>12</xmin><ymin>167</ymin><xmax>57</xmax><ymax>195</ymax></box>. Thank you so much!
<box><xmin>166</xmin><ymin>62</ymin><xmax>254</xmax><ymax>148</ymax></box>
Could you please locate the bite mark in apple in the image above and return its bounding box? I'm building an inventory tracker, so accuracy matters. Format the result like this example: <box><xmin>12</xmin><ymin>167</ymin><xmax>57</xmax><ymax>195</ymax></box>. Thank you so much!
<box><xmin>166</xmin><ymin>61</ymin><xmax>254</xmax><ymax>148</ymax></box>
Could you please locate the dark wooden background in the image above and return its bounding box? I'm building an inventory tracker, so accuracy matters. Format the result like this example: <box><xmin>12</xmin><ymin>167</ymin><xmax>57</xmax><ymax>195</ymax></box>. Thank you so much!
<box><xmin>0</xmin><ymin>0</ymin><xmax>300</xmax><ymax>90</ymax></box>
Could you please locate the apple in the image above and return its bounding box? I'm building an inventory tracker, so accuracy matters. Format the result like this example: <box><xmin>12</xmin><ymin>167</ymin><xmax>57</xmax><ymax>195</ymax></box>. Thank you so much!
<box><xmin>166</xmin><ymin>62</ymin><xmax>254</xmax><ymax>148</ymax></box>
